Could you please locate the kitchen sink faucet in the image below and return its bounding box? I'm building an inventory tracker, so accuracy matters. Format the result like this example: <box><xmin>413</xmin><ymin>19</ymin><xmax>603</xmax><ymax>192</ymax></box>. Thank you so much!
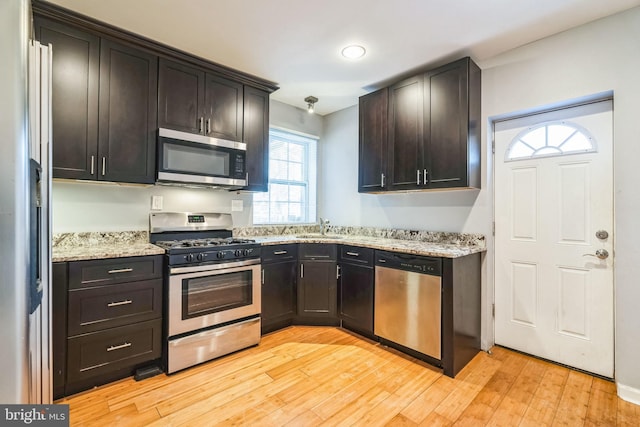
<box><xmin>320</xmin><ymin>218</ymin><xmax>330</xmax><ymax>235</ymax></box>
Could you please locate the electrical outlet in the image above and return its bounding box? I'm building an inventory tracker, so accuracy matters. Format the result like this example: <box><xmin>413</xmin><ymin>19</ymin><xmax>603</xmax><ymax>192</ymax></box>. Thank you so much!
<box><xmin>151</xmin><ymin>195</ymin><xmax>163</xmax><ymax>210</ymax></box>
<box><xmin>231</xmin><ymin>199</ymin><xmax>243</xmax><ymax>212</ymax></box>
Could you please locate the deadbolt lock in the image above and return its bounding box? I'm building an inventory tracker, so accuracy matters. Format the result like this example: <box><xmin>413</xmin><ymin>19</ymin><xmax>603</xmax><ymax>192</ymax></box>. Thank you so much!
<box><xmin>595</xmin><ymin>230</ymin><xmax>609</xmax><ymax>240</ymax></box>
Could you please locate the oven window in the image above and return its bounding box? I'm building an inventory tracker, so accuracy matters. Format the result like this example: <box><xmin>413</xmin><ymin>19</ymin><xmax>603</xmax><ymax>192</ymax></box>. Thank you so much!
<box><xmin>163</xmin><ymin>141</ymin><xmax>230</xmax><ymax>176</ymax></box>
<box><xmin>182</xmin><ymin>270</ymin><xmax>252</xmax><ymax>319</ymax></box>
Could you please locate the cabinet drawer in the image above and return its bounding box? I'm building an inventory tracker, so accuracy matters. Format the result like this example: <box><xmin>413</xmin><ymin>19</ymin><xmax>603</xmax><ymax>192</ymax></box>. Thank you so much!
<box><xmin>68</xmin><ymin>278</ymin><xmax>162</xmax><ymax>336</ymax></box>
<box><xmin>69</xmin><ymin>255</ymin><xmax>163</xmax><ymax>289</ymax></box>
<box><xmin>339</xmin><ymin>245</ymin><xmax>374</xmax><ymax>266</ymax></box>
<box><xmin>261</xmin><ymin>244</ymin><xmax>298</xmax><ymax>264</ymax></box>
<box><xmin>66</xmin><ymin>319</ymin><xmax>161</xmax><ymax>384</ymax></box>
<box><xmin>299</xmin><ymin>243</ymin><xmax>337</xmax><ymax>261</ymax></box>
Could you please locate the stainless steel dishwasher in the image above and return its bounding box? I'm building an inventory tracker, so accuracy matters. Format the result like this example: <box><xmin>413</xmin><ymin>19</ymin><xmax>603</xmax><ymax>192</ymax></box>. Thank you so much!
<box><xmin>374</xmin><ymin>250</ymin><xmax>442</xmax><ymax>360</ymax></box>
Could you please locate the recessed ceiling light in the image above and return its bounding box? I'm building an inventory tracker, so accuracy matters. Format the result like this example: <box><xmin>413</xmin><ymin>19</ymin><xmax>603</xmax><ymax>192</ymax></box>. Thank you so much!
<box><xmin>341</xmin><ymin>45</ymin><xmax>366</xmax><ymax>59</ymax></box>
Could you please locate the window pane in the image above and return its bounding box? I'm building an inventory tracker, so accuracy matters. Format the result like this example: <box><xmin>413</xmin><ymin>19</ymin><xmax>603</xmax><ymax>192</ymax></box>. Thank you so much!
<box><xmin>289</xmin><ymin>143</ymin><xmax>304</xmax><ymax>162</ymax></box>
<box><xmin>270</xmin><ymin>140</ymin><xmax>288</xmax><ymax>160</ymax></box>
<box><xmin>270</xmin><ymin>159</ymin><xmax>288</xmax><ymax>180</ymax></box>
<box><xmin>520</xmin><ymin>127</ymin><xmax>546</xmax><ymax>150</ymax></box>
<box><xmin>289</xmin><ymin>185</ymin><xmax>304</xmax><ymax>202</ymax></box>
<box><xmin>547</xmin><ymin>124</ymin><xmax>576</xmax><ymax>147</ymax></box>
<box><xmin>509</xmin><ymin>142</ymin><xmax>534</xmax><ymax>159</ymax></box>
<box><xmin>562</xmin><ymin>133</ymin><xmax>593</xmax><ymax>152</ymax></box>
<box><xmin>288</xmin><ymin>162</ymin><xmax>303</xmax><ymax>181</ymax></box>
<box><xmin>253</xmin><ymin>201</ymin><xmax>269</xmax><ymax>224</ymax></box>
<box><xmin>270</xmin><ymin>183</ymin><xmax>289</xmax><ymax>202</ymax></box>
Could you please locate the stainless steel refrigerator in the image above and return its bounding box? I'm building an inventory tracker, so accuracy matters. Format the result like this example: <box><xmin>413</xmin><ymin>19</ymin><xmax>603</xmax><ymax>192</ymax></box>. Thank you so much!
<box><xmin>0</xmin><ymin>0</ymin><xmax>52</xmax><ymax>404</ymax></box>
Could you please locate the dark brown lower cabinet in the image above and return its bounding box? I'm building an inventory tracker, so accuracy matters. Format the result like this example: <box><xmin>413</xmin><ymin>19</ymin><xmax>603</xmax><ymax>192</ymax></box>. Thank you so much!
<box><xmin>58</xmin><ymin>255</ymin><xmax>163</xmax><ymax>397</ymax></box>
<box><xmin>261</xmin><ymin>245</ymin><xmax>298</xmax><ymax>334</ymax></box>
<box><xmin>338</xmin><ymin>246</ymin><xmax>374</xmax><ymax>338</ymax></box>
<box><xmin>297</xmin><ymin>244</ymin><xmax>339</xmax><ymax>325</ymax></box>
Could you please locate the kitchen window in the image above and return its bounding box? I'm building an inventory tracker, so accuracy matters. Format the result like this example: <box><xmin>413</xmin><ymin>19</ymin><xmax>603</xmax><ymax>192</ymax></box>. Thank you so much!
<box><xmin>253</xmin><ymin>128</ymin><xmax>317</xmax><ymax>224</ymax></box>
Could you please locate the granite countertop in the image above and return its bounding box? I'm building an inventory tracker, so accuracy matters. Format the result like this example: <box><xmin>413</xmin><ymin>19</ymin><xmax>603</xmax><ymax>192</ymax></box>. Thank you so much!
<box><xmin>254</xmin><ymin>234</ymin><xmax>483</xmax><ymax>258</ymax></box>
<box><xmin>52</xmin><ymin>231</ymin><xmax>164</xmax><ymax>262</ymax></box>
<box><xmin>52</xmin><ymin>226</ymin><xmax>486</xmax><ymax>262</ymax></box>
<box><xmin>235</xmin><ymin>225</ymin><xmax>486</xmax><ymax>259</ymax></box>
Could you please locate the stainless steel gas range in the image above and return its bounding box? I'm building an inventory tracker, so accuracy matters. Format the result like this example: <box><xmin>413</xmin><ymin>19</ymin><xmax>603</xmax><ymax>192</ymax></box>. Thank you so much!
<box><xmin>150</xmin><ymin>212</ymin><xmax>261</xmax><ymax>374</ymax></box>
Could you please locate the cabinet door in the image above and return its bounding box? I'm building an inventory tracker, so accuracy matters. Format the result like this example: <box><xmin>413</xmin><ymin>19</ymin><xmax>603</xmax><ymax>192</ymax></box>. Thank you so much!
<box><xmin>158</xmin><ymin>59</ymin><xmax>205</xmax><ymax>134</ymax></box>
<box><xmin>98</xmin><ymin>40</ymin><xmax>158</xmax><ymax>184</ymax></box>
<box><xmin>36</xmin><ymin>18</ymin><xmax>99</xmax><ymax>180</ymax></box>
<box><xmin>298</xmin><ymin>261</ymin><xmax>337</xmax><ymax>317</ymax></box>
<box><xmin>339</xmin><ymin>263</ymin><xmax>374</xmax><ymax>334</ymax></box>
<box><xmin>358</xmin><ymin>88</ymin><xmax>388</xmax><ymax>193</ymax></box>
<box><xmin>388</xmin><ymin>75</ymin><xmax>424</xmax><ymax>191</ymax></box>
<box><xmin>424</xmin><ymin>58</ymin><xmax>470</xmax><ymax>189</ymax></box>
<box><xmin>204</xmin><ymin>74</ymin><xmax>243</xmax><ymax>142</ymax></box>
<box><xmin>242</xmin><ymin>86</ymin><xmax>270</xmax><ymax>191</ymax></box>
<box><xmin>262</xmin><ymin>261</ymin><xmax>297</xmax><ymax>332</ymax></box>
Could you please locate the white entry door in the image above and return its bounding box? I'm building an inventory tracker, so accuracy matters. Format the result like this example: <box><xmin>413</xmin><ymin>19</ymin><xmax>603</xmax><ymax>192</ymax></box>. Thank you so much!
<box><xmin>494</xmin><ymin>100</ymin><xmax>613</xmax><ymax>378</ymax></box>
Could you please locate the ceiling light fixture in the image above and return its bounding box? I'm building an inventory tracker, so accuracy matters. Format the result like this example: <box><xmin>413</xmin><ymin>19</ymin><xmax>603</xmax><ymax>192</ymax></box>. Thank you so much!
<box><xmin>305</xmin><ymin>96</ymin><xmax>318</xmax><ymax>114</ymax></box>
<box><xmin>341</xmin><ymin>45</ymin><xmax>366</xmax><ymax>59</ymax></box>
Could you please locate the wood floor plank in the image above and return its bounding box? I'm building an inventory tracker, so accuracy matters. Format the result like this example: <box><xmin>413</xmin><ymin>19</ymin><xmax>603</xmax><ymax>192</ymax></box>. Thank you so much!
<box><xmin>552</xmin><ymin>370</ymin><xmax>594</xmax><ymax>426</ymax></box>
<box><xmin>58</xmin><ymin>327</ymin><xmax>639</xmax><ymax>427</ymax></box>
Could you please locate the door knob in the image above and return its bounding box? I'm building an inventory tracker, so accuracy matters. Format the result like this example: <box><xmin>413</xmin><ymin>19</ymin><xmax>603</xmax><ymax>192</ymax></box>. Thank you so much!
<box><xmin>582</xmin><ymin>249</ymin><xmax>609</xmax><ymax>260</ymax></box>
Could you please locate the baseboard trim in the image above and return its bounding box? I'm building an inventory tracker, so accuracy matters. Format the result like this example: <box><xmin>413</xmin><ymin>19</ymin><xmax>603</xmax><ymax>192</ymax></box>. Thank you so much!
<box><xmin>616</xmin><ymin>382</ymin><xmax>640</xmax><ymax>405</ymax></box>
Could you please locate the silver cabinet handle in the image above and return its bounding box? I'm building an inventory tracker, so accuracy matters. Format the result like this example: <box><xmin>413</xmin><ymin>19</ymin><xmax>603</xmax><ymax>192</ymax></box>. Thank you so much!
<box><xmin>346</xmin><ymin>252</ymin><xmax>360</xmax><ymax>257</ymax></box>
<box><xmin>108</xmin><ymin>268</ymin><xmax>133</xmax><ymax>274</ymax></box>
<box><xmin>273</xmin><ymin>251</ymin><xmax>288</xmax><ymax>255</ymax></box>
<box><xmin>336</xmin><ymin>265</ymin><xmax>340</xmax><ymax>279</ymax></box>
<box><xmin>417</xmin><ymin>170</ymin><xmax>421</xmax><ymax>185</ymax></box>
<box><xmin>107</xmin><ymin>299</ymin><xmax>132</xmax><ymax>307</ymax></box>
<box><xmin>300</xmin><ymin>264</ymin><xmax>304</xmax><ymax>278</ymax></box>
<box><xmin>90</xmin><ymin>155</ymin><xmax>95</xmax><ymax>175</ymax></box>
<box><xmin>582</xmin><ymin>249</ymin><xmax>609</xmax><ymax>260</ymax></box>
<box><xmin>199</xmin><ymin>117</ymin><xmax>204</xmax><ymax>133</ymax></box>
<box><xmin>261</xmin><ymin>269</ymin><xmax>265</xmax><ymax>285</ymax></box>
<box><xmin>206</xmin><ymin>118</ymin><xmax>211</xmax><ymax>134</ymax></box>
<box><xmin>424</xmin><ymin>169</ymin><xmax>427</xmax><ymax>185</ymax></box>
<box><xmin>107</xmin><ymin>342</ymin><xmax>131</xmax><ymax>352</ymax></box>
<box><xmin>102</xmin><ymin>157</ymin><xmax>106</xmax><ymax>176</ymax></box>
<box><xmin>381</xmin><ymin>173</ymin><xmax>385</xmax><ymax>188</ymax></box>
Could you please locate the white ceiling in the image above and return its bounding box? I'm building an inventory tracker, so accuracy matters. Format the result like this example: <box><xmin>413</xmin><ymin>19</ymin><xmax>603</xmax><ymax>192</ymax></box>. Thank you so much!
<box><xmin>46</xmin><ymin>0</ymin><xmax>640</xmax><ymax>116</ymax></box>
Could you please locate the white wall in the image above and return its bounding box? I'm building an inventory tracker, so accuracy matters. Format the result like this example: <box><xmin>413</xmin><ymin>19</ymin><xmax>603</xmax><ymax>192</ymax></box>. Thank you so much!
<box><xmin>321</xmin><ymin>6</ymin><xmax>640</xmax><ymax>401</ymax></box>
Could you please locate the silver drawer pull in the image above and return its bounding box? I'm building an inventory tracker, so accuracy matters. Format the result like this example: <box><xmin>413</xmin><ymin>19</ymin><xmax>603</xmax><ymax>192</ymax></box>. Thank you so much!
<box><xmin>107</xmin><ymin>268</ymin><xmax>133</xmax><ymax>274</ymax></box>
<box><xmin>273</xmin><ymin>250</ymin><xmax>288</xmax><ymax>255</ymax></box>
<box><xmin>107</xmin><ymin>342</ymin><xmax>131</xmax><ymax>352</ymax></box>
<box><xmin>107</xmin><ymin>299</ymin><xmax>132</xmax><ymax>307</ymax></box>
<box><xmin>346</xmin><ymin>252</ymin><xmax>360</xmax><ymax>257</ymax></box>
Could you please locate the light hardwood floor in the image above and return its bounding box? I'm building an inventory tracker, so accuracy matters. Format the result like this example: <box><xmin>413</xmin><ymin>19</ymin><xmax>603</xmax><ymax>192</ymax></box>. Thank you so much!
<box><xmin>58</xmin><ymin>326</ymin><xmax>639</xmax><ymax>426</ymax></box>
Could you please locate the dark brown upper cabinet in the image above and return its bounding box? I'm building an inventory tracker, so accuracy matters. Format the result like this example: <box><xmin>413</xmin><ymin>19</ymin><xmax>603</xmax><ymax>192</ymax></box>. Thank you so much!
<box><xmin>424</xmin><ymin>58</ymin><xmax>481</xmax><ymax>189</ymax></box>
<box><xmin>36</xmin><ymin>18</ymin><xmax>99</xmax><ymax>181</ymax></box>
<box><xmin>157</xmin><ymin>59</ymin><xmax>205</xmax><ymax>135</ymax></box>
<box><xmin>242</xmin><ymin>86</ymin><xmax>270</xmax><ymax>192</ymax></box>
<box><xmin>35</xmin><ymin>18</ymin><xmax>158</xmax><ymax>184</ymax></box>
<box><xmin>388</xmin><ymin>75</ymin><xmax>425</xmax><ymax>191</ymax></box>
<box><xmin>358</xmin><ymin>88</ymin><xmax>388</xmax><ymax>193</ymax></box>
<box><xmin>158</xmin><ymin>58</ymin><xmax>244</xmax><ymax>142</ymax></box>
<box><xmin>358</xmin><ymin>57</ymin><xmax>481</xmax><ymax>193</ymax></box>
<box><xmin>98</xmin><ymin>40</ymin><xmax>158</xmax><ymax>184</ymax></box>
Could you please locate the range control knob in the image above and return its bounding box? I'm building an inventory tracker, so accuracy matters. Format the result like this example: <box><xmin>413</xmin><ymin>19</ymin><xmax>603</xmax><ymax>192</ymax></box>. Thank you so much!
<box><xmin>234</xmin><ymin>249</ymin><xmax>242</xmax><ymax>257</ymax></box>
<box><xmin>197</xmin><ymin>253</ymin><xmax>207</xmax><ymax>262</ymax></box>
<box><xmin>216</xmin><ymin>251</ymin><xmax>226</xmax><ymax>259</ymax></box>
<box><xmin>185</xmin><ymin>253</ymin><xmax>194</xmax><ymax>262</ymax></box>
<box><xmin>243</xmin><ymin>249</ymin><xmax>251</xmax><ymax>256</ymax></box>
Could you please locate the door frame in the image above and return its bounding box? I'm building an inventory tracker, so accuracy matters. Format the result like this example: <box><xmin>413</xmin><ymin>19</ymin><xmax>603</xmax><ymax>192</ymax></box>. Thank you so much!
<box><xmin>490</xmin><ymin>93</ymin><xmax>615</xmax><ymax>374</ymax></box>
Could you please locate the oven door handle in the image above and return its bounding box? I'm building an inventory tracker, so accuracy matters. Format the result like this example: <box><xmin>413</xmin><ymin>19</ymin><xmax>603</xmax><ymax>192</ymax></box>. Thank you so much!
<box><xmin>169</xmin><ymin>258</ymin><xmax>260</xmax><ymax>275</ymax></box>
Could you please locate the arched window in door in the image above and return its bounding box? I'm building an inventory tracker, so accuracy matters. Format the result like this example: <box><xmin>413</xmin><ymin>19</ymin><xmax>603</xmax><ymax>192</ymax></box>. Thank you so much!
<box><xmin>506</xmin><ymin>121</ymin><xmax>596</xmax><ymax>161</ymax></box>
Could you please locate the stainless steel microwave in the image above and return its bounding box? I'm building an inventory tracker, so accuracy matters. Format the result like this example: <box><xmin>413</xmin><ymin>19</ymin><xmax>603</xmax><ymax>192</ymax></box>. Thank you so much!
<box><xmin>157</xmin><ymin>128</ymin><xmax>247</xmax><ymax>188</ymax></box>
